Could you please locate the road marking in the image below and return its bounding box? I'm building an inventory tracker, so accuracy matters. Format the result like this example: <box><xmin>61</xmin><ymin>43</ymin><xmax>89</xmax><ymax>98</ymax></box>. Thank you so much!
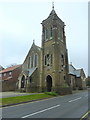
<box><xmin>80</xmin><ymin>111</ymin><xmax>90</xmax><ymax>120</ymax></box>
<box><xmin>69</xmin><ymin>97</ymin><xmax>81</xmax><ymax>102</ymax></box>
<box><xmin>21</xmin><ymin>104</ymin><xmax>60</xmax><ymax>118</ymax></box>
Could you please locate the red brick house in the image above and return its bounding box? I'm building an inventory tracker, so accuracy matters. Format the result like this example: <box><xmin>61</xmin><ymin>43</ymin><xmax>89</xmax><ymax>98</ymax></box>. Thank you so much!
<box><xmin>0</xmin><ymin>65</ymin><xmax>22</xmax><ymax>91</ymax></box>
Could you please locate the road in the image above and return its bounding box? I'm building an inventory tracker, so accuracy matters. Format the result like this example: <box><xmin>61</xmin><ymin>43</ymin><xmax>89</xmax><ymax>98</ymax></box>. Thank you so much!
<box><xmin>1</xmin><ymin>91</ymin><xmax>89</xmax><ymax>119</ymax></box>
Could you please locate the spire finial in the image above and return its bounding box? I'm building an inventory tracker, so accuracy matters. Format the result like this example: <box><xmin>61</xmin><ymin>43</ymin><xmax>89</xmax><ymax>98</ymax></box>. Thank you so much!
<box><xmin>33</xmin><ymin>39</ymin><xmax>35</xmax><ymax>44</ymax></box>
<box><xmin>52</xmin><ymin>1</ymin><xmax>54</xmax><ymax>10</ymax></box>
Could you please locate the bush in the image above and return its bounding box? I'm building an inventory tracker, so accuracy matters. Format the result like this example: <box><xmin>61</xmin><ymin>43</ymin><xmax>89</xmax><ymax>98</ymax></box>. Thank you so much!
<box><xmin>61</xmin><ymin>83</ymin><xmax>69</xmax><ymax>88</ymax></box>
<box><xmin>45</xmin><ymin>92</ymin><xmax>59</xmax><ymax>96</ymax></box>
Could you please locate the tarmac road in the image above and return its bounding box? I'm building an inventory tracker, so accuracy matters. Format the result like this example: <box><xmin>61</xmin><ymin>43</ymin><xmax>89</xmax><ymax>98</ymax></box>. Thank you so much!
<box><xmin>1</xmin><ymin>91</ymin><xmax>89</xmax><ymax>119</ymax></box>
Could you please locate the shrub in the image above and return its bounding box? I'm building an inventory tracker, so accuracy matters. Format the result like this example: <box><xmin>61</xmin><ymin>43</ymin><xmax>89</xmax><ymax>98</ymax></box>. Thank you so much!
<box><xmin>61</xmin><ymin>83</ymin><xmax>69</xmax><ymax>88</ymax></box>
<box><xmin>45</xmin><ymin>92</ymin><xmax>58</xmax><ymax>96</ymax></box>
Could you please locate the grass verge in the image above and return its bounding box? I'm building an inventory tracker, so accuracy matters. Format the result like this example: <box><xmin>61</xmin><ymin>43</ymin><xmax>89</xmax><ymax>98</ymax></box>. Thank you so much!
<box><xmin>1</xmin><ymin>92</ymin><xmax>58</xmax><ymax>106</ymax></box>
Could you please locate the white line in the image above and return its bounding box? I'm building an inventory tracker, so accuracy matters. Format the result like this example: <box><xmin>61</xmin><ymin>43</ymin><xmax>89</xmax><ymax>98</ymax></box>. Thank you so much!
<box><xmin>21</xmin><ymin>104</ymin><xmax>60</xmax><ymax>118</ymax></box>
<box><xmin>69</xmin><ymin>97</ymin><xmax>81</xmax><ymax>103</ymax></box>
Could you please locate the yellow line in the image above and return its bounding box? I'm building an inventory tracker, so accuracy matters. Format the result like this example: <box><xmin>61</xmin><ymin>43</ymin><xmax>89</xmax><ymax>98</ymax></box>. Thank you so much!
<box><xmin>80</xmin><ymin>111</ymin><xmax>90</xmax><ymax>120</ymax></box>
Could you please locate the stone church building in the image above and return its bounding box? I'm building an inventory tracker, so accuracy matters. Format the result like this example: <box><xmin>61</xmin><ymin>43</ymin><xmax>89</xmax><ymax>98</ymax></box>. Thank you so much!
<box><xmin>18</xmin><ymin>5</ymin><xmax>70</xmax><ymax>93</ymax></box>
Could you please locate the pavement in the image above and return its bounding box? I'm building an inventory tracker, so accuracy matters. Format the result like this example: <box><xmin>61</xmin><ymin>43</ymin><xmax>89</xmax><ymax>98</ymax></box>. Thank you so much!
<box><xmin>1</xmin><ymin>91</ymin><xmax>89</xmax><ymax>119</ymax></box>
<box><xmin>0</xmin><ymin>92</ymin><xmax>42</xmax><ymax>98</ymax></box>
<box><xmin>0</xmin><ymin>90</ymin><xmax>87</xmax><ymax>98</ymax></box>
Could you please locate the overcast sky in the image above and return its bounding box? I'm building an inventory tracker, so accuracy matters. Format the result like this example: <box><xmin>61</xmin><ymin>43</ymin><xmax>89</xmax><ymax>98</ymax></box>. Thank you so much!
<box><xmin>0</xmin><ymin>0</ymin><xmax>88</xmax><ymax>76</ymax></box>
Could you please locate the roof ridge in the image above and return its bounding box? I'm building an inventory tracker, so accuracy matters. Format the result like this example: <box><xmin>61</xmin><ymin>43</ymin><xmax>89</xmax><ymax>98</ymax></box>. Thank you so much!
<box><xmin>0</xmin><ymin>64</ymin><xmax>22</xmax><ymax>73</ymax></box>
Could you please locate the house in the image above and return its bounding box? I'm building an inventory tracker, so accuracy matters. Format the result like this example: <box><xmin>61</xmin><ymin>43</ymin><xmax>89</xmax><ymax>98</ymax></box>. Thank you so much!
<box><xmin>18</xmin><ymin>4</ymin><xmax>70</xmax><ymax>93</ymax></box>
<box><xmin>86</xmin><ymin>76</ymin><xmax>90</xmax><ymax>87</ymax></box>
<box><xmin>0</xmin><ymin>65</ymin><xmax>22</xmax><ymax>91</ymax></box>
<box><xmin>69</xmin><ymin>64</ymin><xmax>86</xmax><ymax>90</ymax></box>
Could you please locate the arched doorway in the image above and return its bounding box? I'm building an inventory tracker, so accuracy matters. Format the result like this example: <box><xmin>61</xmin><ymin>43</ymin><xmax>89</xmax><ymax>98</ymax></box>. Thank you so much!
<box><xmin>46</xmin><ymin>75</ymin><xmax>52</xmax><ymax>92</ymax></box>
<box><xmin>21</xmin><ymin>75</ymin><xmax>25</xmax><ymax>88</ymax></box>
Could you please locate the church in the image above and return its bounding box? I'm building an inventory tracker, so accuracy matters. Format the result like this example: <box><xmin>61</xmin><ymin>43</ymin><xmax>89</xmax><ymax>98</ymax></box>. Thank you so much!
<box><xmin>18</xmin><ymin>4</ymin><xmax>70</xmax><ymax>93</ymax></box>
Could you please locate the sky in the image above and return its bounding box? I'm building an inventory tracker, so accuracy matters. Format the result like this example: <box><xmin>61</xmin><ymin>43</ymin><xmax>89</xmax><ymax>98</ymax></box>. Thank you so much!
<box><xmin>0</xmin><ymin>0</ymin><xmax>88</xmax><ymax>76</ymax></box>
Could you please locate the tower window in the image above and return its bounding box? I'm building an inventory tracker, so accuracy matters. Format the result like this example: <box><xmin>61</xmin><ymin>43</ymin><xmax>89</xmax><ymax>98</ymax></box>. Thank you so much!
<box><xmin>50</xmin><ymin>27</ymin><xmax>53</xmax><ymax>37</ymax></box>
<box><xmin>64</xmin><ymin>76</ymin><xmax>66</xmax><ymax>80</ymax></box>
<box><xmin>58</xmin><ymin>28</ymin><xmax>63</xmax><ymax>41</ymax></box>
<box><xmin>61</xmin><ymin>54</ymin><xmax>64</xmax><ymax>66</ymax></box>
<box><xmin>45</xmin><ymin>56</ymin><xmax>47</xmax><ymax>65</ymax></box>
<box><xmin>45</xmin><ymin>28</ymin><xmax>48</xmax><ymax>40</ymax></box>
<box><xmin>47</xmin><ymin>54</ymin><xmax>49</xmax><ymax>66</ymax></box>
<box><xmin>44</xmin><ymin>54</ymin><xmax>53</xmax><ymax>66</ymax></box>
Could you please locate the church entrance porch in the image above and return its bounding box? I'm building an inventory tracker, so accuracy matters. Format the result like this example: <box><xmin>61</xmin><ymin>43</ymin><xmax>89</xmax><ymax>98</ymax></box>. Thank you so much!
<box><xmin>46</xmin><ymin>75</ymin><xmax>52</xmax><ymax>92</ymax></box>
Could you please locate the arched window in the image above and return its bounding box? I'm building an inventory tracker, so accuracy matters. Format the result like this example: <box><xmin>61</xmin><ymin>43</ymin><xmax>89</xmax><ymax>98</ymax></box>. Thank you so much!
<box><xmin>61</xmin><ymin>54</ymin><xmax>64</xmax><ymax>66</ymax></box>
<box><xmin>50</xmin><ymin>27</ymin><xmax>53</xmax><ymax>37</ymax></box>
<box><xmin>51</xmin><ymin>54</ymin><xmax>52</xmax><ymax>64</ymax></box>
<box><xmin>31</xmin><ymin>53</ymin><xmax>36</xmax><ymax>68</ymax></box>
<box><xmin>30</xmin><ymin>57</ymin><xmax>31</xmax><ymax>68</ymax></box>
<box><xmin>58</xmin><ymin>27</ymin><xmax>63</xmax><ymax>41</ymax></box>
<box><xmin>45</xmin><ymin>28</ymin><xmax>48</xmax><ymax>40</ymax></box>
<box><xmin>28</xmin><ymin>57</ymin><xmax>30</xmax><ymax>69</ymax></box>
<box><xmin>45</xmin><ymin>55</ymin><xmax>47</xmax><ymax>65</ymax></box>
<box><xmin>35</xmin><ymin>54</ymin><xmax>38</xmax><ymax>67</ymax></box>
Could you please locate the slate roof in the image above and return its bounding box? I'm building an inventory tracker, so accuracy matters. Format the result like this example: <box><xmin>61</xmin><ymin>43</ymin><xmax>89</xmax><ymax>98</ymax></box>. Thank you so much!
<box><xmin>3</xmin><ymin>76</ymin><xmax>12</xmax><ymax>81</ymax></box>
<box><xmin>69</xmin><ymin>64</ymin><xmax>81</xmax><ymax>77</ymax></box>
<box><xmin>22</xmin><ymin>67</ymin><xmax>37</xmax><ymax>77</ymax></box>
<box><xmin>42</xmin><ymin>8</ymin><xmax>64</xmax><ymax>25</ymax></box>
<box><xmin>35</xmin><ymin>45</ymin><xmax>41</xmax><ymax>51</ymax></box>
<box><xmin>28</xmin><ymin>67</ymin><xmax>37</xmax><ymax>77</ymax></box>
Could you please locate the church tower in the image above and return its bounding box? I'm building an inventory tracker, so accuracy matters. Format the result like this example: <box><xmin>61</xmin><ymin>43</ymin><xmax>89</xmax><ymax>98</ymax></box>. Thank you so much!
<box><xmin>40</xmin><ymin>3</ymin><xmax>69</xmax><ymax>92</ymax></box>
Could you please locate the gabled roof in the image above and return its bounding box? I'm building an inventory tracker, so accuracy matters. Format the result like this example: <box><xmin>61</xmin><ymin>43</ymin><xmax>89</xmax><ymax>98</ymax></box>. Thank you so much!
<box><xmin>69</xmin><ymin>64</ymin><xmax>81</xmax><ymax>77</ymax></box>
<box><xmin>34</xmin><ymin>44</ymin><xmax>41</xmax><ymax>51</ymax></box>
<box><xmin>23</xmin><ymin>41</ymin><xmax>41</xmax><ymax>63</ymax></box>
<box><xmin>69</xmin><ymin>64</ymin><xmax>76</xmax><ymax>76</ymax></box>
<box><xmin>74</xmin><ymin>69</ymin><xmax>81</xmax><ymax>77</ymax></box>
<box><xmin>0</xmin><ymin>65</ymin><xmax>21</xmax><ymax>74</ymax></box>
